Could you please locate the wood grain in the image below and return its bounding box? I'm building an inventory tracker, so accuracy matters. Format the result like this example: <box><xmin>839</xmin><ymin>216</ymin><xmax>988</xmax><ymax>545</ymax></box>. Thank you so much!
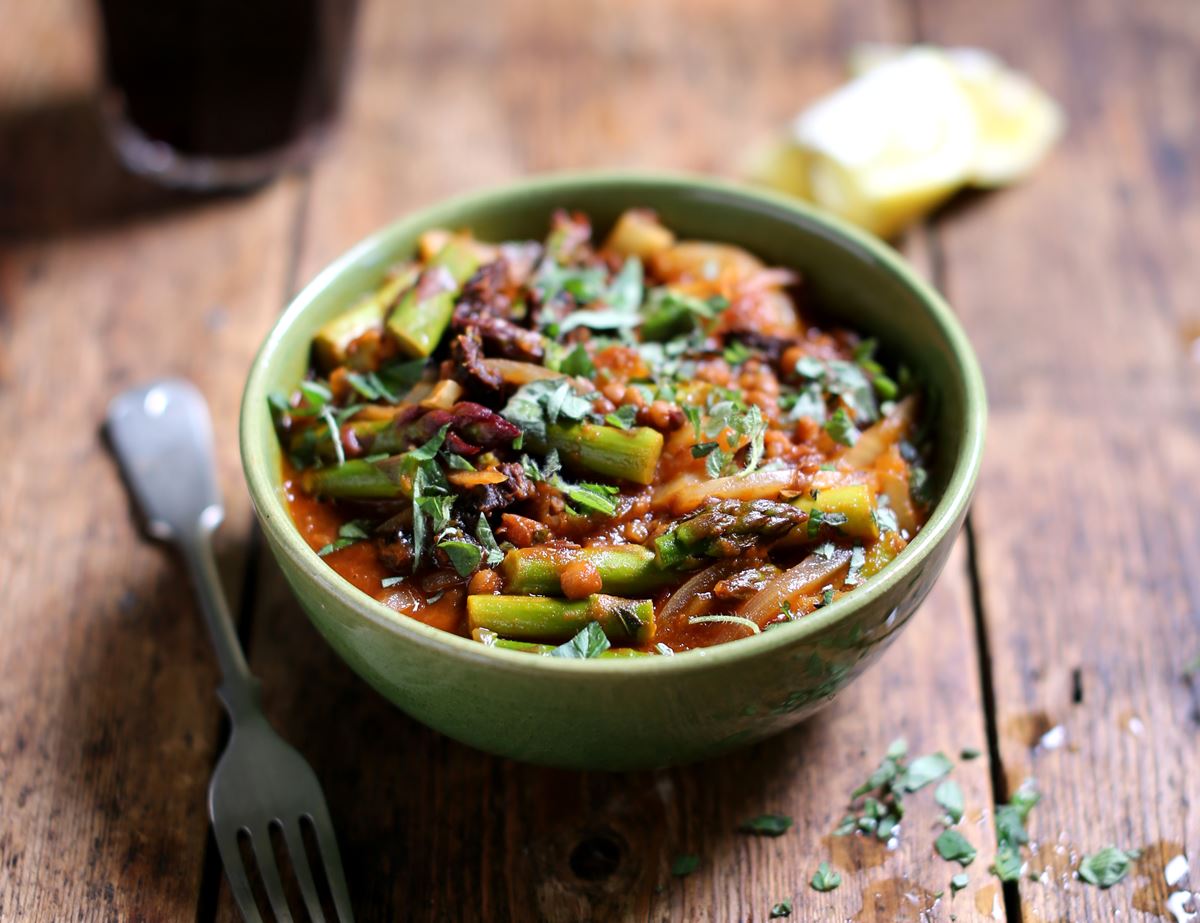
<box><xmin>0</xmin><ymin>4</ymin><xmax>307</xmax><ymax>919</ymax></box>
<box><xmin>916</xmin><ymin>0</ymin><xmax>1200</xmax><ymax>919</ymax></box>
<box><xmin>211</xmin><ymin>1</ymin><xmax>1000</xmax><ymax>921</ymax></box>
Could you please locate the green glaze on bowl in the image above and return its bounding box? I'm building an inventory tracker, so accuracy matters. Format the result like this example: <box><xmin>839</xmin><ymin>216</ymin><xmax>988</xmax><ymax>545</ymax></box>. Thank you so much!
<box><xmin>240</xmin><ymin>172</ymin><xmax>986</xmax><ymax>770</ymax></box>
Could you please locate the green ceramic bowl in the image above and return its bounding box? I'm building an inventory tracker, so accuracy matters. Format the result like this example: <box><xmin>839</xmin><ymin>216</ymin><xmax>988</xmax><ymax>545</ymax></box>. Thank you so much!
<box><xmin>240</xmin><ymin>172</ymin><xmax>985</xmax><ymax>770</ymax></box>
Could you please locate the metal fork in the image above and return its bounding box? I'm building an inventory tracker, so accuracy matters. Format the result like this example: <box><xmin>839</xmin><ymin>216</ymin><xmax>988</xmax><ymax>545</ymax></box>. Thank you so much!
<box><xmin>107</xmin><ymin>379</ymin><xmax>353</xmax><ymax>923</ymax></box>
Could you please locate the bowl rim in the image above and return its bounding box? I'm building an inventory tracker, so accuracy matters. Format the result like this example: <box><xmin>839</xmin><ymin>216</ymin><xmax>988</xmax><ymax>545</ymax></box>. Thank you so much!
<box><xmin>240</xmin><ymin>169</ymin><xmax>986</xmax><ymax>676</ymax></box>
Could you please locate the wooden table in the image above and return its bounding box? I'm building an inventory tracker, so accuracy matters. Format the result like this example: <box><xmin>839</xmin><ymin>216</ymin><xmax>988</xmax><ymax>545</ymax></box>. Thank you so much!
<box><xmin>2</xmin><ymin>0</ymin><xmax>1198</xmax><ymax>920</ymax></box>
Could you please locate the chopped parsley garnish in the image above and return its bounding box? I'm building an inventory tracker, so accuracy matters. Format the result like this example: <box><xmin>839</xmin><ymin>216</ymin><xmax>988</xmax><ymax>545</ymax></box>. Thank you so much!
<box><xmin>723</xmin><ymin>340</ymin><xmax>753</xmax><ymax>365</ymax></box>
<box><xmin>873</xmin><ymin>505</ymin><xmax>900</xmax><ymax>535</ymax></box>
<box><xmin>475</xmin><ymin>515</ymin><xmax>504</xmax><ymax>566</ymax></box>
<box><xmin>605</xmin><ymin>404</ymin><xmax>638</xmax><ymax>430</ymax></box>
<box><xmin>834</xmin><ymin>738</ymin><xmax>954</xmax><ymax>842</ymax></box>
<box><xmin>810</xmin><ymin>862</ymin><xmax>842</xmax><ymax>892</ymax></box>
<box><xmin>824</xmin><ymin>407</ymin><xmax>860</xmax><ymax>446</ymax></box>
<box><xmin>845</xmin><ymin>545</ymin><xmax>867</xmax><ymax>586</ymax></box>
<box><xmin>900</xmin><ymin>752</ymin><xmax>953</xmax><ymax>791</ymax></box>
<box><xmin>437</xmin><ymin>538</ymin><xmax>482</xmax><ymax>577</ymax></box>
<box><xmin>1078</xmin><ymin>846</ymin><xmax>1140</xmax><ymax>889</ymax></box>
<box><xmin>317</xmin><ymin>520</ymin><xmax>370</xmax><ymax>557</ymax></box>
<box><xmin>549</xmin><ymin>621</ymin><xmax>610</xmax><ymax>659</ymax></box>
<box><xmin>671</xmin><ymin>854</ymin><xmax>700</xmax><ymax>877</ymax></box>
<box><xmin>556</xmin><ymin>480</ymin><xmax>619</xmax><ymax>517</ymax></box>
<box><xmin>960</xmin><ymin>747</ymin><xmax>981</xmax><ymax>760</ymax></box>
<box><xmin>990</xmin><ymin>779</ymin><xmax>1039</xmax><ymax>882</ymax></box>
<box><xmin>950</xmin><ymin>873</ymin><xmax>969</xmax><ymax>894</ymax></box>
<box><xmin>739</xmin><ymin>814</ymin><xmax>793</xmax><ymax>837</ymax></box>
<box><xmin>557</xmin><ymin>344</ymin><xmax>596</xmax><ymax>377</ymax></box>
<box><xmin>935</xmin><ymin>779</ymin><xmax>965</xmax><ymax>824</ymax></box>
<box><xmin>769</xmin><ymin>899</ymin><xmax>792</xmax><ymax>918</ymax></box>
<box><xmin>501</xmin><ymin>379</ymin><xmax>593</xmax><ymax>443</ymax></box>
<box><xmin>935</xmin><ymin>829</ymin><xmax>977</xmax><ymax>867</ymax></box>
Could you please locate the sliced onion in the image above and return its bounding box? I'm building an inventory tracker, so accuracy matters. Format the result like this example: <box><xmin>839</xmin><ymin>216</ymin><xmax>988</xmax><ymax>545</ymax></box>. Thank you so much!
<box><xmin>740</xmin><ymin>549</ymin><xmax>852</xmax><ymax>627</ymax></box>
<box><xmin>839</xmin><ymin>395</ymin><xmax>917</xmax><ymax>469</ymax></box>
<box><xmin>668</xmin><ymin>468</ymin><xmax>806</xmax><ymax>515</ymax></box>
<box><xmin>481</xmin><ymin>358</ymin><xmax>563</xmax><ymax>386</ymax></box>
<box><xmin>657</xmin><ymin>558</ymin><xmax>749</xmax><ymax>630</ymax></box>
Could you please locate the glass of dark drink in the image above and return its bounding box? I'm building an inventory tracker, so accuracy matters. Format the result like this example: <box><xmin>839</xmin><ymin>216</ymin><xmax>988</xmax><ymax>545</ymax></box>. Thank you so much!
<box><xmin>96</xmin><ymin>0</ymin><xmax>359</xmax><ymax>191</ymax></box>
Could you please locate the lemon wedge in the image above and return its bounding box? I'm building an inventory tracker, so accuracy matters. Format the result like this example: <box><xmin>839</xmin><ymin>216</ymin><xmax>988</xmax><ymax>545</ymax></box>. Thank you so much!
<box><xmin>848</xmin><ymin>44</ymin><xmax>1065</xmax><ymax>187</ymax></box>
<box><xmin>789</xmin><ymin>49</ymin><xmax>979</xmax><ymax>238</ymax></box>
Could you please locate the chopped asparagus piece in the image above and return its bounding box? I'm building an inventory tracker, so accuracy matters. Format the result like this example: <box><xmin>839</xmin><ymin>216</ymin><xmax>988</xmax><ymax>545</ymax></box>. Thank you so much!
<box><xmin>301</xmin><ymin>457</ymin><xmax>409</xmax><ymax>500</ymax></box>
<box><xmin>313</xmin><ymin>265</ymin><xmax>419</xmax><ymax>370</ymax></box>
<box><xmin>467</xmin><ymin>593</ymin><xmax>655</xmax><ymax>644</ymax></box>
<box><xmin>792</xmin><ymin>484</ymin><xmax>879</xmax><ymax>540</ymax></box>
<box><xmin>654</xmin><ymin>499</ymin><xmax>807</xmax><ymax>569</ymax></box>
<box><xmin>499</xmin><ymin>545</ymin><xmax>675</xmax><ymax>596</ymax></box>
<box><xmin>547</xmin><ymin>422</ymin><xmax>663</xmax><ymax>485</ymax></box>
<box><xmin>386</xmin><ymin>237</ymin><xmax>481</xmax><ymax>358</ymax></box>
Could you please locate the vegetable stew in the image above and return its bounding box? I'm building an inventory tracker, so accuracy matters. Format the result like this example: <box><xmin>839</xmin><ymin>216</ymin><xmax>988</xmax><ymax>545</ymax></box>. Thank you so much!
<box><xmin>271</xmin><ymin>209</ymin><xmax>932</xmax><ymax>657</ymax></box>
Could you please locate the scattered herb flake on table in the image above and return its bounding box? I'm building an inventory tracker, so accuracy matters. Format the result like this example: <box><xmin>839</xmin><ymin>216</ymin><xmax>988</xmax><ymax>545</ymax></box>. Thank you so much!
<box><xmin>935</xmin><ymin>779</ymin><xmax>965</xmax><ymax>824</ymax></box>
<box><xmin>990</xmin><ymin>779</ymin><xmax>1040</xmax><ymax>881</ymax></box>
<box><xmin>671</xmin><ymin>854</ymin><xmax>700</xmax><ymax>877</ymax></box>
<box><xmin>1078</xmin><ymin>846</ymin><xmax>1140</xmax><ymax>889</ymax></box>
<box><xmin>769</xmin><ymin>899</ymin><xmax>793</xmax><ymax>918</ymax></box>
<box><xmin>810</xmin><ymin>862</ymin><xmax>842</xmax><ymax>892</ymax></box>
<box><xmin>935</xmin><ymin>829</ymin><xmax>977</xmax><ymax>867</ymax></box>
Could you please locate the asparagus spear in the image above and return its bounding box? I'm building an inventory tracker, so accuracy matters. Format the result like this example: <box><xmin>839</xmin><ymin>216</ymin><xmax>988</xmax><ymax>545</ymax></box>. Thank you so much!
<box><xmin>313</xmin><ymin>265</ymin><xmax>419</xmax><ymax>370</ymax></box>
<box><xmin>499</xmin><ymin>545</ymin><xmax>675</xmax><ymax>596</ymax></box>
<box><xmin>547</xmin><ymin>422</ymin><xmax>663</xmax><ymax>486</ymax></box>
<box><xmin>792</xmin><ymin>484</ymin><xmax>879</xmax><ymax>540</ymax></box>
<box><xmin>301</xmin><ymin>457</ymin><xmax>409</xmax><ymax>500</ymax></box>
<box><xmin>386</xmin><ymin>237</ymin><xmax>481</xmax><ymax>358</ymax></box>
<box><xmin>467</xmin><ymin>593</ymin><xmax>655</xmax><ymax>644</ymax></box>
<box><xmin>654</xmin><ymin>499</ymin><xmax>807</xmax><ymax>569</ymax></box>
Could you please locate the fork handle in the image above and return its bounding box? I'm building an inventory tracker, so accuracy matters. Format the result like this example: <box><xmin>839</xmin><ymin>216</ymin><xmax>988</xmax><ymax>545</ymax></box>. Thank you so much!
<box><xmin>179</xmin><ymin>506</ymin><xmax>262</xmax><ymax>721</ymax></box>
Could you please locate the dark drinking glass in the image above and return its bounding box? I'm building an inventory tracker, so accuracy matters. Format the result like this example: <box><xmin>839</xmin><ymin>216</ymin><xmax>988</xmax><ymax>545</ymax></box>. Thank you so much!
<box><xmin>96</xmin><ymin>0</ymin><xmax>358</xmax><ymax>191</ymax></box>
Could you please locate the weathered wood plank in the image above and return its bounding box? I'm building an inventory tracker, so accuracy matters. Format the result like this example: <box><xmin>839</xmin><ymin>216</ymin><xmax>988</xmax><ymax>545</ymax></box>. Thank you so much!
<box><xmin>0</xmin><ymin>4</ymin><xmax>307</xmax><ymax>919</ymax></box>
<box><xmin>916</xmin><ymin>0</ymin><xmax>1200</xmax><ymax>918</ymax></box>
<box><xmin>214</xmin><ymin>1</ymin><xmax>1001</xmax><ymax>920</ymax></box>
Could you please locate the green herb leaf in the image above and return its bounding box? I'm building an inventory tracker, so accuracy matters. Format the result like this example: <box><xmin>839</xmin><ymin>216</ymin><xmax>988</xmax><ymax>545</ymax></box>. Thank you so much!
<box><xmin>1078</xmin><ymin>846</ymin><xmax>1139</xmax><ymax>889</ymax></box>
<box><xmin>739</xmin><ymin>814</ymin><xmax>793</xmax><ymax>837</ymax></box>
<box><xmin>810</xmin><ymin>862</ymin><xmax>842</xmax><ymax>892</ymax></box>
<box><xmin>950</xmin><ymin>873</ymin><xmax>969</xmax><ymax>894</ymax></box>
<box><xmin>936</xmin><ymin>779</ymin><xmax>965</xmax><ymax>824</ymax></box>
<box><xmin>550</xmin><ymin>621</ymin><xmax>611</xmax><ymax>659</ymax></box>
<box><xmin>605</xmin><ymin>405</ymin><xmax>638</xmax><ymax>430</ymax></box>
<box><xmin>558</xmin><ymin>344</ymin><xmax>596</xmax><ymax>377</ymax></box>
<box><xmin>556</xmin><ymin>479</ymin><xmax>619</xmax><ymax>517</ymax></box>
<box><xmin>845</xmin><ymin>545</ymin><xmax>867</xmax><ymax>586</ymax></box>
<box><xmin>691</xmin><ymin>441</ymin><xmax>719</xmax><ymax>459</ymax></box>
<box><xmin>317</xmin><ymin>518</ymin><xmax>372</xmax><ymax>556</ymax></box>
<box><xmin>437</xmin><ymin>539</ymin><xmax>482</xmax><ymax>577</ymax></box>
<box><xmin>824</xmin><ymin>406</ymin><xmax>860</xmax><ymax>447</ymax></box>
<box><xmin>408</xmin><ymin>424</ymin><xmax>450</xmax><ymax>462</ymax></box>
<box><xmin>769</xmin><ymin>899</ymin><xmax>793</xmax><ymax>918</ymax></box>
<box><xmin>671</xmin><ymin>854</ymin><xmax>700</xmax><ymax>877</ymax></box>
<box><xmin>935</xmin><ymin>829</ymin><xmax>977</xmax><ymax>867</ymax></box>
<box><xmin>960</xmin><ymin>747</ymin><xmax>981</xmax><ymax>760</ymax></box>
<box><xmin>605</xmin><ymin>256</ymin><xmax>644</xmax><ymax>313</ymax></box>
<box><xmin>475</xmin><ymin>515</ymin><xmax>504</xmax><ymax>566</ymax></box>
<box><xmin>992</xmin><ymin>845</ymin><xmax>1023</xmax><ymax>882</ymax></box>
<box><xmin>901</xmin><ymin>752</ymin><xmax>953</xmax><ymax>791</ymax></box>
<box><xmin>723</xmin><ymin>340</ymin><xmax>753</xmax><ymax>365</ymax></box>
